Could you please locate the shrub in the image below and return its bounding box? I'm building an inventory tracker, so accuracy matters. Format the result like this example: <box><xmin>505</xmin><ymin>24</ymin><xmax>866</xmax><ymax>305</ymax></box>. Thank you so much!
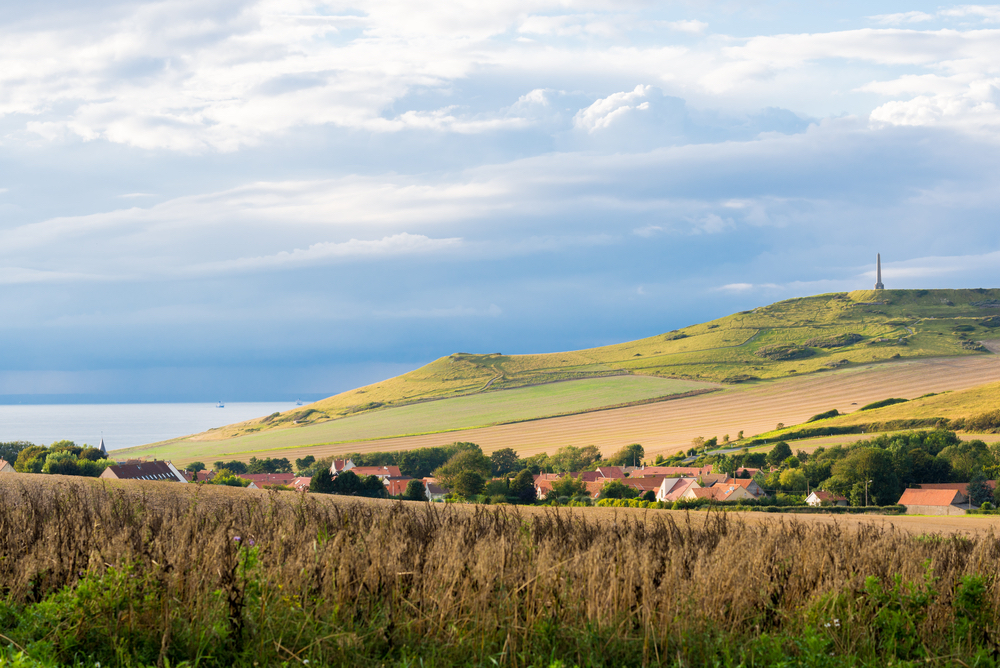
<box><xmin>807</xmin><ymin>409</ymin><xmax>839</xmax><ymax>423</ymax></box>
<box><xmin>859</xmin><ymin>398</ymin><xmax>909</xmax><ymax>411</ymax></box>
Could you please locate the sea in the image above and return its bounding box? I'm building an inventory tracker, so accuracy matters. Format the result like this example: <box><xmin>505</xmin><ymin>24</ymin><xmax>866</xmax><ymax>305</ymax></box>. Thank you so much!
<box><xmin>0</xmin><ymin>402</ymin><xmax>300</xmax><ymax>451</ymax></box>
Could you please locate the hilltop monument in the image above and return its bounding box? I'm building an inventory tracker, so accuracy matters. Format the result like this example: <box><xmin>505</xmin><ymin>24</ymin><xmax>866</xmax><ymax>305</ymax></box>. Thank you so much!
<box><xmin>874</xmin><ymin>253</ymin><xmax>884</xmax><ymax>290</ymax></box>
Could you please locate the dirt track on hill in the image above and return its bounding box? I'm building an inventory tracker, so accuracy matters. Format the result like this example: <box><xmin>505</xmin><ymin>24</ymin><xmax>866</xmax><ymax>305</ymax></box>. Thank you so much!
<box><xmin>282</xmin><ymin>353</ymin><xmax>1000</xmax><ymax>459</ymax></box>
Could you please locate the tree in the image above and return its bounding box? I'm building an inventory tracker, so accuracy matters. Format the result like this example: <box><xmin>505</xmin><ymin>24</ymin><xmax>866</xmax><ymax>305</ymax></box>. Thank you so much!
<box><xmin>599</xmin><ymin>480</ymin><xmax>638</xmax><ymax>499</ymax></box>
<box><xmin>484</xmin><ymin>478</ymin><xmax>509</xmax><ymax>497</ymax></box>
<box><xmin>42</xmin><ymin>451</ymin><xmax>80</xmax><ymax>476</ymax></box>
<box><xmin>509</xmin><ymin>469</ymin><xmax>537</xmax><ymax>503</ymax></box>
<box><xmin>640</xmin><ymin>490</ymin><xmax>656</xmax><ymax>502</ymax></box>
<box><xmin>214</xmin><ymin>460</ymin><xmax>248</xmax><ymax>474</ymax></box>
<box><xmin>432</xmin><ymin>447</ymin><xmax>493</xmax><ymax>489</ymax></box>
<box><xmin>550</xmin><ymin>475</ymin><xmax>587</xmax><ymax>498</ymax></box>
<box><xmin>453</xmin><ymin>471</ymin><xmax>486</xmax><ymax>498</ymax></box>
<box><xmin>785</xmin><ymin>456</ymin><xmax>800</xmax><ymax>469</ymax></box>
<box><xmin>14</xmin><ymin>446</ymin><xmax>48</xmax><ymax>473</ymax></box>
<box><xmin>490</xmin><ymin>448</ymin><xmax>522</xmax><ymax>477</ymax></box>
<box><xmin>0</xmin><ymin>441</ymin><xmax>33</xmax><ymax>466</ymax></box>
<box><xmin>830</xmin><ymin>448</ymin><xmax>899</xmax><ymax>505</ymax></box>
<box><xmin>766</xmin><ymin>442</ymin><xmax>793</xmax><ymax>467</ymax></box>
<box><xmin>967</xmin><ymin>474</ymin><xmax>992</xmax><ymax>507</ymax></box>
<box><xmin>329</xmin><ymin>471</ymin><xmax>387</xmax><ymax>498</ymax></box>
<box><xmin>778</xmin><ymin>469</ymin><xmax>807</xmax><ymax>493</ymax></box>
<box><xmin>78</xmin><ymin>447</ymin><xmax>103</xmax><ymax>462</ymax></box>
<box><xmin>548</xmin><ymin>445</ymin><xmax>601</xmax><ymax>473</ymax></box>
<box><xmin>208</xmin><ymin>468</ymin><xmax>249</xmax><ymax>487</ymax></box>
<box><xmin>714</xmin><ymin>455</ymin><xmax>737</xmax><ymax>476</ymax></box>
<box><xmin>403</xmin><ymin>479</ymin><xmax>426</xmax><ymax>501</ymax></box>
<box><xmin>309</xmin><ymin>469</ymin><xmax>336</xmax><ymax>494</ymax></box>
<box><xmin>606</xmin><ymin>444</ymin><xmax>644</xmax><ymax>468</ymax></box>
<box><xmin>295</xmin><ymin>455</ymin><xmax>315</xmax><ymax>473</ymax></box>
<box><xmin>522</xmin><ymin>453</ymin><xmax>551</xmax><ymax>474</ymax></box>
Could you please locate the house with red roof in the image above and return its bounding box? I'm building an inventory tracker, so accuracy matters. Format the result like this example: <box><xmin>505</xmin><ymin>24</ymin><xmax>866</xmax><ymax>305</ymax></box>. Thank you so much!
<box><xmin>682</xmin><ymin>483</ymin><xmax>754</xmax><ymax>502</ymax></box>
<box><xmin>656</xmin><ymin>477</ymin><xmax>700</xmax><ymax>503</ymax></box>
<box><xmin>897</xmin><ymin>488</ymin><xmax>970</xmax><ymax>515</ymax></box>
<box><xmin>341</xmin><ymin>465</ymin><xmax>401</xmax><ymax>480</ymax></box>
<box><xmin>805</xmin><ymin>490</ymin><xmax>847</xmax><ymax>507</ymax></box>
<box><xmin>385</xmin><ymin>476</ymin><xmax>415</xmax><ymax>497</ymax></box>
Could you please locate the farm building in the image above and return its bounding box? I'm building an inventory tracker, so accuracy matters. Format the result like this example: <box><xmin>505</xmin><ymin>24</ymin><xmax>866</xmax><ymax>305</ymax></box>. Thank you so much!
<box><xmin>897</xmin><ymin>488</ymin><xmax>970</xmax><ymax>515</ymax></box>
<box><xmin>0</xmin><ymin>459</ymin><xmax>14</xmax><ymax>473</ymax></box>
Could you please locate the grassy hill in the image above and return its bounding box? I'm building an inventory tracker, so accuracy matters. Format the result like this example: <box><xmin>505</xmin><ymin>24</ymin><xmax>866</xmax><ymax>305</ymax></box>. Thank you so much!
<box><xmin>111</xmin><ymin>288</ymin><xmax>1000</xmax><ymax>463</ymax></box>
<box><xmin>752</xmin><ymin>377</ymin><xmax>1000</xmax><ymax>444</ymax></box>
<box><xmin>197</xmin><ymin>289</ymin><xmax>1000</xmax><ymax>438</ymax></box>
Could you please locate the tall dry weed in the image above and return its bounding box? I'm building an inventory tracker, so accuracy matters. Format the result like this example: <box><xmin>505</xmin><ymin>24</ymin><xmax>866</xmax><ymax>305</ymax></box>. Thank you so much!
<box><xmin>0</xmin><ymin>476</ymin><xmax>997</xmax><ymax>666</ymax></box>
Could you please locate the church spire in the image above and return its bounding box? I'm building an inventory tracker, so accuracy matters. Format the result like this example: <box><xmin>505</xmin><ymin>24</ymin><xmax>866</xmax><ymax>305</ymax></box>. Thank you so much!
<box><xmin>874</xmin><ymin>253</ymin><xmax>884</xmax><ymax>290</ymax></box>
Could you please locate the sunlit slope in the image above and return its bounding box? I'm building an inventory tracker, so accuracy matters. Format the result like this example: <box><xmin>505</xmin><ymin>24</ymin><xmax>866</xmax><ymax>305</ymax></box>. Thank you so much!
<box><xmin>194</xmin><ymin>288</ymin><xmax>1000</xmax><ymax>440</ymax></box>
<box><xmin>779</xmin><ymin>378</ymin><xmax>1000</xmax><ymax>432</ymax></box>
<box><xmin>114</xmin><ymin>376</ymin><xmax>717</xmax><ymax>461</ymax></box>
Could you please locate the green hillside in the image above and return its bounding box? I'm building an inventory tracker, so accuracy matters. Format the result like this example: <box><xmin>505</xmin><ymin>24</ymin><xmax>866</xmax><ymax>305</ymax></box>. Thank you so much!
<box><xmin>169</xmin><ymin>288</ymin><xmax>1000</xmax><ymax>442</ymax></box>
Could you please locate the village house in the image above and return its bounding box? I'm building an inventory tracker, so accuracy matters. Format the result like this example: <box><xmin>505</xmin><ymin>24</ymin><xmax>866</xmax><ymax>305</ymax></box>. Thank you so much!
<box><xmin>291</xmin><ymin>476</ymin><xmax>312</xmax><ymax>491</ymax></box>
<box><xmin>385</xmin><ymin>476</ymin><xmax>414</xmax><ymax>497</ymax></box>
<box><xmin>331</xmin><ymin>459</ymin><xmax>355</xmax><ymax>474</ymax></box>
<box><xmin>805</xmin><ymin>490</ymin><xmax>847</xmax><ymax>507</ymax></box>
<box><xmin>336</xmin><ymin>465</ymin><xmax>402</xmax><ymax>481</ymax></box>
<box><xmin>897</xmin><ymin>488</ymin><xmax>970</xmax><ymax>515</ymax></box>
<box><xmin>0</xmin><ymin>459</ymin><xmax>15</xmax><ymax>473</ymax></box>
<box><xmin>422</xmin><ymin>478</ymin><xmax>448</xmax><ymax>501</ymax></box>
<box><xmin>100</xmin><ymin>461</ymin><xmax>187</xmax><ymax>483</ymax></box>
<box><xmin>656</xmin><ymin>477</ymin><xmax>700</xmax><ymax>503</ymax></box>
<box><xmin>683</xmin><ymin>482</ymin><xmax>754</xmax><ymax>502</ymax></box>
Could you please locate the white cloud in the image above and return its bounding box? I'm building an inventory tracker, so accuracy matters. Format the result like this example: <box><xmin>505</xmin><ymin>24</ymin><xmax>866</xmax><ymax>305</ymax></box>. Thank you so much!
<box><xmin>189</xmin><ymin>233</ymin><xmax>463</xmax><ymax>275</ymax></box>
<box><xmin>665</xmin><ymin>20</ymin><xmax>708</xmax><ymax>34</ymax></box>
<box><xmin>869</xmin><ymin>12</ymin><xmax>935</xmax><ymax>25</ymax></box>
<box><xmin>573</xmin><ymin>84</ymin><xmax>652</xmax><ymax>132</ymax></box>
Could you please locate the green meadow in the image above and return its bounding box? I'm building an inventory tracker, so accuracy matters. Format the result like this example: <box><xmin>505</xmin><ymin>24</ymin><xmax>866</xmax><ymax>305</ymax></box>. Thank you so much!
<box><xmin>117</xmin><ymin>375</ymin><xmax>714</xmax><ymax>461</ymax></box>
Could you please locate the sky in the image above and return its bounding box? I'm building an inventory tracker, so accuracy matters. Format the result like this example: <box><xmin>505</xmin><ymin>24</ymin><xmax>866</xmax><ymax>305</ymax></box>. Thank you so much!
<box><xmin>2</xmin><ymin>0</ymin><xmax>1000</xmax><ymax>402</ymax></box>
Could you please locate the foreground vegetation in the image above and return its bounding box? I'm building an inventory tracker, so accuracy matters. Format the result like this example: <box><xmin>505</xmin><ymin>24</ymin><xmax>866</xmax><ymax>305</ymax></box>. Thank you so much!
<box><xmin>3</xmin><ymin>477</ymin><xmax>1000</xmax><ymax>667</ymax></box>
<box><xmin>126</xmin><ymin>289</ymin><xmax>1000</xmax><ymax>447</ymax></box>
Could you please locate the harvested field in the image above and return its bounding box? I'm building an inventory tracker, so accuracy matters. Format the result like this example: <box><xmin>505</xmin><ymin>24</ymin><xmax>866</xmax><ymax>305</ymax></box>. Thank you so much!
<box><xmin>4</xmin><ymin>474</ymin><xmax>1000</xmax><ymax>667</ymax></box>
<box><xmin>152</xmin><ymin>351</ymin><xmax>1000</xmax><ymax>465</ymax></box>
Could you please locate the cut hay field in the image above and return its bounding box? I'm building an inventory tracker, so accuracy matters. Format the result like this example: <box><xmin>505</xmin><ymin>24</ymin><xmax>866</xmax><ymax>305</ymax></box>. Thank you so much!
<box><xmin>199</xmin><ymin>289</ymin><xmax>1000</xmax><ymax>440</ymax></box>
<box><xmin>136</xmin><ymin>350</ymin><xmax>1000</xmax><ymax>466</ymax></box>
<box><xmin>117</xmin><ymin>376</ymin><xmax>716</xmax><ymax>462</ymax></box>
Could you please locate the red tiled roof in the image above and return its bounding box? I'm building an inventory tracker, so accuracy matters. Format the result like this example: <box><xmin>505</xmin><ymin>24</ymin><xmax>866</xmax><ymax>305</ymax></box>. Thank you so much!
<box><xmin>385</xmin><ymin>476</ymin><xmax>414</xmax><ymax>496</ymax></box>
<box><xmin>810</xmin><ymin>490</ymin><xmax>847</xmax><ymax>503</ymax></box>
<box><xmin>898</xmin><ymin>488</ymin><xmax>965</xmax><ymax>506</ymax></box>
<box><xmin>634</xmin><ymin>466</ymin><xmax>712</xmax><ymax>477</ymax></box>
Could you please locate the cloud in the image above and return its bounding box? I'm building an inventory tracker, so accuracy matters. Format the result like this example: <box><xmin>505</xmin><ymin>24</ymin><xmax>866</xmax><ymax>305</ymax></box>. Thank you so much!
<box><xmin>869</xmin><ymin>12</ymin><xmax>935</xmax><ymax>25</ymax></box>
<box><xmin>665</xmin><ymin>20</ymin><xmax>708</xmax><ymax>34</ymax></box>
<box><xmin>573</xmin><ymin>85</ymin><xmax>652</xmax><ymax>132</ymax></box>
<box><xmin>189</xmin><ymin>233</ymin><xmax>464</xmax><ymax>275</ymax></box>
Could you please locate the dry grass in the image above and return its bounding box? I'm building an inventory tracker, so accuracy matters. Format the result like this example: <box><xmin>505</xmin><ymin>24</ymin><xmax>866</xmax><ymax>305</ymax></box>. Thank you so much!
<box><xmin>4</xmin><ymin>474</ymin><xmax>1000</xmax><ymax>666</ymax></box>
